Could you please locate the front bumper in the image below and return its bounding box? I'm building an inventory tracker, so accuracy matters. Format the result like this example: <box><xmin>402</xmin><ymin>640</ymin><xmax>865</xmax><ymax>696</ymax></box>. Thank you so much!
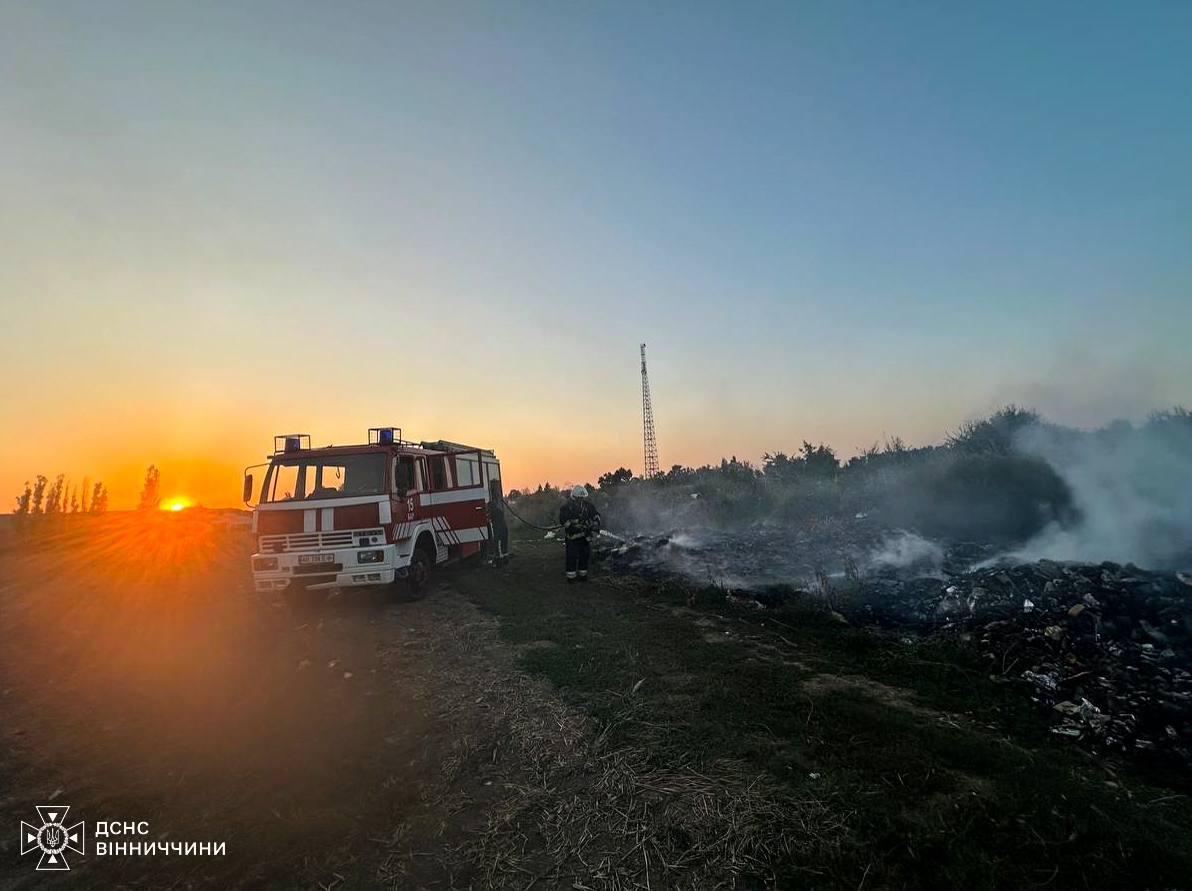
<box><xmin>251</xmin><ymin>542</ymin><xmax>408</xmax><ymax>592</ymax></box>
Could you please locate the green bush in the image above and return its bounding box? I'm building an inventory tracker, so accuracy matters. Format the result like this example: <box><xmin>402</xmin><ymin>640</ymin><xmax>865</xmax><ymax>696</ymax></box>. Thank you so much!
<box><xmin>883</xmin><ymin>452</ymin><xmax>1074</xmax><ymax>542</ymax></box>
<box><xmin>536</xmin><ymin>404</ymin><xmax>1190</xmax><ymax>544</ymax></box>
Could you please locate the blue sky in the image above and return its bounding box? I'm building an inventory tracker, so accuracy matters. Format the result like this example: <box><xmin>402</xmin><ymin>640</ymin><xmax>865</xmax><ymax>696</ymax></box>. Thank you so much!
<box><xmin>1</xmin><ymin>1</ymin><xmax>1189</xmax><ymax>503</ymax></box>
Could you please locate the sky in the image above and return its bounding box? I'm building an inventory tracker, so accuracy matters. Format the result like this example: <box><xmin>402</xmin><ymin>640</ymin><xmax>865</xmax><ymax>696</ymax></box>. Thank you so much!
<box><xmin>2</xmin><ymin>0</ymin><xmax>1190</xmax><ymax>508</ymax></box>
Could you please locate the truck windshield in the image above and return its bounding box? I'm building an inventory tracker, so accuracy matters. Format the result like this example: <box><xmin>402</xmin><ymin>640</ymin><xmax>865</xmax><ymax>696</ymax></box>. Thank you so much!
<box><xmin>262</xmin><ymin>453</ymin><xmax>386</xmax><ymax>503</ymax></box>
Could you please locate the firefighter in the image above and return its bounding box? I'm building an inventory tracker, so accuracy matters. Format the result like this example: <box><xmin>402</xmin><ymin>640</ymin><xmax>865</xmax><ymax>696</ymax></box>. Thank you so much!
<box><xmin>488</xmin><ymin>479</ymin><xmax>510</xmax><ymax>566</ymax></box>
<box><xmin>558</xmin><ymin>485</ymin><xmax>601</xmax><ymax>583</ymax></box>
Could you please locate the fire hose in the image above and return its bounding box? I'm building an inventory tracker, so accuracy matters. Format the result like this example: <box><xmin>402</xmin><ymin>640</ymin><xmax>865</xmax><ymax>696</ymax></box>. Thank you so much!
<box><xmin>499</xmin><ymin>498</ymin><xmax>624</xmax><ymax>544</ymax></box>
<box><xmin>500</xmin><ymin>497</ymin><xmax>562</xmax><ymax>533</ymax></box>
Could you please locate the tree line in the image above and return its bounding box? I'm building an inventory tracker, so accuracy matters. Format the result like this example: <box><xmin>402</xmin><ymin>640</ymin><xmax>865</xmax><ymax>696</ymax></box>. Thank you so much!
<box><xmin>13</xmin><ymin>474</ymin><xmax>109</xmax><ymax>515</ymax></box>
<box><xmin>11</xmin><ymin>464</ymin><xmax>168</xmax><ymax>516</ymax></box>
<box><xmin>587</xmin><ymin>405</ymin><xmax>1192</xmax><ymax>491</ymax></box>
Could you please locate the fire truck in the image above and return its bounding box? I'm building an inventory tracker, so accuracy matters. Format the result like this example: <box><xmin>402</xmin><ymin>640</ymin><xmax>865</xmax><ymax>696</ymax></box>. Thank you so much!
<box><xmin>243</xmin><ymin>428</ymin><xmax>505</xmax><ymax>597</ymax></box>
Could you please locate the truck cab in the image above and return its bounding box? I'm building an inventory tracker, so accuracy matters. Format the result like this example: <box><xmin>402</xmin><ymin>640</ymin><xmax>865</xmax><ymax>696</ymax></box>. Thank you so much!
<box><xmin>245</xmin><ymin>429</ymin><xmax>502</xmax><ymax>597</ymax></box>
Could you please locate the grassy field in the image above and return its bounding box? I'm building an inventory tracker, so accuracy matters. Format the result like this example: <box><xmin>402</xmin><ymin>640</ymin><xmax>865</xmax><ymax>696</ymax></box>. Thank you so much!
<box><xmin>2</xmin><ymin>514</ymin><xmax>1190</xmax><ymax>889</ymax></box>
<box><xmin>450</xmin><ymin>531</ymin><xmax>1192</xmax><ymax>890</ymax></box>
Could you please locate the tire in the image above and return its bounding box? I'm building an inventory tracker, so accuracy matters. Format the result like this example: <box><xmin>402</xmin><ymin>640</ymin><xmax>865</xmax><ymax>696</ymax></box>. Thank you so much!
<box><xmin>407</xmin><ymin>547</ymin><xmax>432</xmax><ymax>598</ymax></box>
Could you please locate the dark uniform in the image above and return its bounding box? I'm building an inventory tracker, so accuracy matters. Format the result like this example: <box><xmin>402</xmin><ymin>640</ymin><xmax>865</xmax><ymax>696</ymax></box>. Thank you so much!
<box><xmin>488</xmin><ymin>480</ymin><xmax>510</xmax><ymax>565</ymax></box>
<box><xmin>558</xmin><ymin>487</ymin><xmax>601</xmax><ymax>582</ymax></box>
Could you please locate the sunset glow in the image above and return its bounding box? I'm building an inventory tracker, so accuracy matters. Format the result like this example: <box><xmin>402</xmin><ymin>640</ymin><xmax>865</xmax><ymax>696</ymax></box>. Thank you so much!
<box><xmin>1</xmin><ymin>3</ymin><xmax>1189</xmax><ymax>511</ymax></box>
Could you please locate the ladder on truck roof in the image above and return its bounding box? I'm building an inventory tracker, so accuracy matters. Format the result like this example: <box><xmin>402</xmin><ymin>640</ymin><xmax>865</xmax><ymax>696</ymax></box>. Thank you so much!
<box><xmin>419</xmin><ymin>439</ymin><xmax>495</xmax><ymax>457</ymax></box>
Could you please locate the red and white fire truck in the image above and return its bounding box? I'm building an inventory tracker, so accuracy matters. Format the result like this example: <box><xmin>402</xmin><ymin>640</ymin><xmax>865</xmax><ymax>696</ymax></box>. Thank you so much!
<box><xmin>244</xmin><ymin>428</ymin><xmax>504</xmax><ymax>596</ymax></box>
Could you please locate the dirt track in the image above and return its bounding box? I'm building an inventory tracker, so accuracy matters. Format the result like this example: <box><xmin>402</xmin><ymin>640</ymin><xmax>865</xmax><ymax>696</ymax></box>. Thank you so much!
<box><xmin>0</xmin><ymin>515</ymin><xmax>579</xmax><ymax>890</ymax></box>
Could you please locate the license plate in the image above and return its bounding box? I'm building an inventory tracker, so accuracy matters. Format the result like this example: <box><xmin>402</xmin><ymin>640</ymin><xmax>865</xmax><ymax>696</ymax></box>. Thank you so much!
<box><xmin>299</xmin><ymin>553</ymin><xmax>335</xmax><ymax>565</ymax></box>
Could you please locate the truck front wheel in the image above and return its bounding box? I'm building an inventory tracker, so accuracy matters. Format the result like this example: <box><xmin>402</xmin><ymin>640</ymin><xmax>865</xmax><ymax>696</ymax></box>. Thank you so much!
<box><xmin>407</xmin><ymin>547</ymin><xmax>432</xmax><ymax>598</ymax></box>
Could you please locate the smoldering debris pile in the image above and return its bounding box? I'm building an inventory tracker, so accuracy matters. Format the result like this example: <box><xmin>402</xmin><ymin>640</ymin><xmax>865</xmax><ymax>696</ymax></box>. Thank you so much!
<box><xmin>599</xmin><ymin>534</ymin><xmax>1192</xmax><ymax>768</ymax></box>
<box><xmin>852</xmin><ymin>560</ymin><xmax>1192</xmax><ymax>767</ymax></box>
<box><xmin>596</xmin><ymin>521</ymin><xmax>888</xmax><ymax>590</ymax></box>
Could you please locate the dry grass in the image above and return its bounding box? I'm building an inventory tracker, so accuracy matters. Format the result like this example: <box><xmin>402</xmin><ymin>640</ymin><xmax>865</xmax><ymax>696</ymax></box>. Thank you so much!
<box><xmin>374</xmin><ymin>585</ymin><xmax>846</xmax><ymax>890</ymax></box>
<box><xmin>459</xmin><ymin>754</ymin><xmax>846</xmax><ymax>891</ymax></box>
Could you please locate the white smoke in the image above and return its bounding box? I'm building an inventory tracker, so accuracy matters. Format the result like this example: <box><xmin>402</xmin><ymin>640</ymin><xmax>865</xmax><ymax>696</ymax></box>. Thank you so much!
<box><xmin>868</xmin><ymin>531</ymin><xmax>945</xmax><ymax>575</ymax></box>
<box><xmin>665</xmin><ymin>532</ymin><xmax>703</xmax><ymax>550</ymax></box>
<box><xmin>1010</xmin><ymin>420</ymin><xmax>1192</xmax><ymax>568</ymax></box>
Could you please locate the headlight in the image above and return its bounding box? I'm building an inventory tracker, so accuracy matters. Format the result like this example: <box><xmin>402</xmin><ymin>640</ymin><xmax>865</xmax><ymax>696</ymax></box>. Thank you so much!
<box><xmin>357</xmin><ymin>549</ymin><xmax>384</xmax><ymax>564</ymax></box>
<box><xmin>253</xmin><ymin>557</ymin><xmax>279</xmax><ymax>571</ymax></box>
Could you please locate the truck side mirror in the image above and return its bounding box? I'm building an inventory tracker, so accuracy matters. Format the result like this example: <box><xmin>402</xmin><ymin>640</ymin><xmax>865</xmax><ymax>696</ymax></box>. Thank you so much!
<box><xmin>242</xmin><ymin>474</ymin><xmax>253</xmax><ymax>504</ymax></box>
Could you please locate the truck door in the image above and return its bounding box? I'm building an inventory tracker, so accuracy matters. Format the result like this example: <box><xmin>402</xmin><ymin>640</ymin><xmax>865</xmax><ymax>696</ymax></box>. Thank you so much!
<box><xmin>395</xmin><ymin>456</ymin><xmax>426</xmax><ymax>519</ymax></box>
<box><xmin>424</xmin><ymin>451</ymin><xmax>488</xmax><ymax>552</ymax></box>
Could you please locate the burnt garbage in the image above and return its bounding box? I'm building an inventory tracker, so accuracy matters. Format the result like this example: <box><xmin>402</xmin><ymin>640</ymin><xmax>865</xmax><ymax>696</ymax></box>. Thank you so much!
<box><xmin>598</xmin><ymin>531</ymin><xmax>1192</xmax><ymax>770</ymax></box>
<box><xmin>584</xmin><ymin>409</ymin><xmax>1192</xmax><ymax>767</ymax></box>
<box><xmin>596</xmin><ymin>519</ymin><xmax>892</xmax><ymax>590</ymax></box>
<box><xmin>847</xmin><ymin>558</ymin><xmax>1192</xmax><ymax>768</ymax></box>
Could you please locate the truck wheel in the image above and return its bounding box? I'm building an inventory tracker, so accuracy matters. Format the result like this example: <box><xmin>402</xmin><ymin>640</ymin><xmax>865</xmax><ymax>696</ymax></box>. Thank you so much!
<box><xmin>407</xmin><ymin>547</ymin><xmax>432</xmax><ymax>598</ymax></box>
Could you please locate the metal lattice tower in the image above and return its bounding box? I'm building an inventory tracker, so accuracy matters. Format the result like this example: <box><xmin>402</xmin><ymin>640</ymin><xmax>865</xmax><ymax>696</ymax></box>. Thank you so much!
<box><xmin>640</xmin><ymin>343</ymin><xmax>660</xmax><ymax>479</ymax></box>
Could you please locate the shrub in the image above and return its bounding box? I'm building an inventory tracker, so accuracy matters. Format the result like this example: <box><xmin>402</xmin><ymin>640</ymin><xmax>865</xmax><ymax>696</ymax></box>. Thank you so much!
<box><xmin>885</xmin><ymin>453</ymin><xmax>1074</xmax><ymax>543</ymax></box>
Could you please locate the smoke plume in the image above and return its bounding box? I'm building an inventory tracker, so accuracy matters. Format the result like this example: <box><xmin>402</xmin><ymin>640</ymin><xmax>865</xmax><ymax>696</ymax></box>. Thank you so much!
<box><xmin>1010</xmin><ymin>418</ymin><xmax>1192</xmax><ymax>569</ymax></box>
<box><xmin>868</xmin><ymin>531</ymin><xmax>945</xmax><ymax>576</ymax></box>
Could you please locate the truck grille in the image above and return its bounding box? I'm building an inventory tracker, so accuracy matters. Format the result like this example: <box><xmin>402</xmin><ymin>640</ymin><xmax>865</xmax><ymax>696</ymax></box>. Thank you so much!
<box><xmin>292</xmin><ymin>563</ymin><xmax>344</xmax><ymax>575</ymax></box>
<box><xmin>260</xmin><ymin>531</ymin><xmax>355</xmax><ymax>553</ymax></box>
